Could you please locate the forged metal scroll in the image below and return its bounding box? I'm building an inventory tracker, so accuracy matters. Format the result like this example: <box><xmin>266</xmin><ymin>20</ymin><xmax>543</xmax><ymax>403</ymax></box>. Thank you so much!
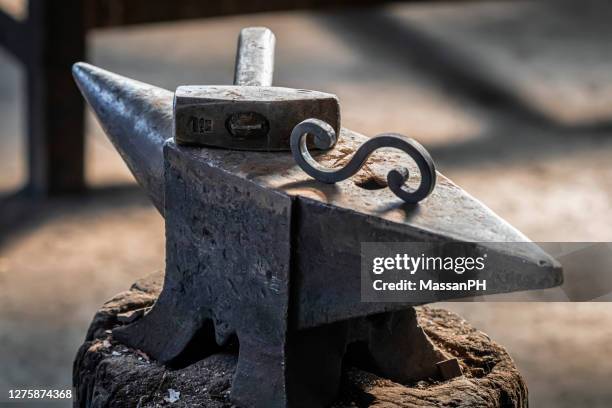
<box><xmin>290</xmin><ymin>118</ymin><xmax>437</xmax><ymax>203</ymax></box>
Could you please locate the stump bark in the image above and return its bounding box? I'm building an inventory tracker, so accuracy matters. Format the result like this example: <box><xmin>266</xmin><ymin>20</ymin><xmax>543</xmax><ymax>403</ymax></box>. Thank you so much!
<box><xmin>73</xmin><ymin>272</ymin><xmax>528</xmax><ymax>407</ymax></box>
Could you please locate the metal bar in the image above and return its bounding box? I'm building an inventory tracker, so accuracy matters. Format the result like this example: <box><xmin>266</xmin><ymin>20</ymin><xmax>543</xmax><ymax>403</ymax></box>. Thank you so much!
<box><xmin>234</xmin><ymin>27</ymin><xmax>275</xmax><ymax>87</ymax></box>
<box><xmin>25</xmin><ymin>0</ymin><xmax>86</xmax><ymax>195</ymax></box>
<box><xmin>0</xmin><ymin>9</ymin><xmax>25</xmax><ymax>61</ymax></box>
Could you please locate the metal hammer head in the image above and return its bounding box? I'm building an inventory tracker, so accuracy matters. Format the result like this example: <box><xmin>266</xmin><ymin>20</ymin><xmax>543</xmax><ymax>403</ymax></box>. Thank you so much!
<box><xmin>174</xmin><ymin>85</ymin><xmax>339</xmax><ymax>150</ymax></box>
<box><xmin>173</xmin><ymin>27</ymin><xmax>340</xmax><ymax>151</ymax></box>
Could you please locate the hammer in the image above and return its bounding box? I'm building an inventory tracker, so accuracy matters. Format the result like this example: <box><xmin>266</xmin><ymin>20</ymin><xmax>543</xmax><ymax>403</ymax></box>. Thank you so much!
<box><xmin>173</xmin><ymin>27</ymin><xmax>340</xmax><ymax>151</ymax></box>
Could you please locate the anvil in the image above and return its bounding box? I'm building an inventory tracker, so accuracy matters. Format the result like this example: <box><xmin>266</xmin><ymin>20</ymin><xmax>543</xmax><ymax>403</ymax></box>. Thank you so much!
<box><xmin>72</xmin><ymin>28</ymin><xmax>562</xmax><ymax>408</ymax></box>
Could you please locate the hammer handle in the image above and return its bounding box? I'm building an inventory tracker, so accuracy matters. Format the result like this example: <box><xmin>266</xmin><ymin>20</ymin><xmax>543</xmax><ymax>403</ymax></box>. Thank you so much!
<box><xmin>234</xmin><ymin>27</ymin><xmax>275</xmax><ymax>87</ymax></box>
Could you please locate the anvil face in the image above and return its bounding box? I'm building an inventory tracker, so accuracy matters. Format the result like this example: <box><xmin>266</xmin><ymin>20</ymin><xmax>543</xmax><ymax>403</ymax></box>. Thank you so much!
<box><xmin>173</xmin><ymin>85</ymin><xmax>340</xmax><ymax>151</ymax></box>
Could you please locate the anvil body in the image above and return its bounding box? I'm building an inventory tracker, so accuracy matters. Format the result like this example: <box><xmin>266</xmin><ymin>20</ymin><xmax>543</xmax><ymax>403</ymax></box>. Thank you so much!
<box><xmin>116</xmin><ymin>132</ymin><xmax>561</xmax><ymax>407</ymax></box>
<box><xmin>73</xmin><ymin>62</ymin><xmax>562</xmax><ymax>408</ymax></box>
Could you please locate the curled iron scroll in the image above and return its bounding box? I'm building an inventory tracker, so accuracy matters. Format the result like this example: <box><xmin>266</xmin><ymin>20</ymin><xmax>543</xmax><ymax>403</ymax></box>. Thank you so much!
<box><xmin>290</xmin><ymin>118</ymin><xmax>437</xmax><ymax>204</ymax></box>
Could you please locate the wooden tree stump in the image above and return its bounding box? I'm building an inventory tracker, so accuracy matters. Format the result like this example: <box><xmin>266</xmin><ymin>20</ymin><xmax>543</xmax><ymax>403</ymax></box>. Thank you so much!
<box><xmin>74</xmin><ymin>272</ymin><xmax>528</xmax><ymax>407</ymax></box>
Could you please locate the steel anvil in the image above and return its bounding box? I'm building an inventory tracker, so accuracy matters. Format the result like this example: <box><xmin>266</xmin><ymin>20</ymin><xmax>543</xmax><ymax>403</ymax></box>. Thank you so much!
<box><xmin>72</xmin><ymin>27</ymin><xmax>562</xmax><ymax>408</ymax></box>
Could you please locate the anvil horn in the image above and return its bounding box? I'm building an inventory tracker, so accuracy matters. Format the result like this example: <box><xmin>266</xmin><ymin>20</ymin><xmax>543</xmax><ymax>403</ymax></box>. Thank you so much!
<box><xmin>72</xmin><ymin>62</ymin><xmax>170</xmax><ymax>214</ymax></box>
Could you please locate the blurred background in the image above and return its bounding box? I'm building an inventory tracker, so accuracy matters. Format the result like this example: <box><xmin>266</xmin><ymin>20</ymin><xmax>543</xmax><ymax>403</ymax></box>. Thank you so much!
<box><xmin>1</xmin><ymin>0</ymin><xmax>611</xmax><ymax>407</ymax></box>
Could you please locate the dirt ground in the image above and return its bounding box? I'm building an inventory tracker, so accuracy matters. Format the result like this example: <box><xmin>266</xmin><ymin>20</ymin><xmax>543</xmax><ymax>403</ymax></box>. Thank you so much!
<box><xmin>1</xmin><ymin>1</ymin><xmax>612</xmax><ymax>407</ymax></box>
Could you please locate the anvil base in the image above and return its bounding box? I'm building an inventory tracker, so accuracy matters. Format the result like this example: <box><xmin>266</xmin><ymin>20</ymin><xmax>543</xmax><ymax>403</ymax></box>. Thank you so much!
<box><xmin>74</xmin><ymin>272</ymin><xmax>527</xmax><ymax>408</ymax></box>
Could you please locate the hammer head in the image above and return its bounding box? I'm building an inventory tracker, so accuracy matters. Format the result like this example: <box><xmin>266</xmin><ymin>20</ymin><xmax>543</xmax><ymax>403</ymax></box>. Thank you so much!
<box><xmin>173</xmin><ymin>85</ymin><xmax>340</xmax><ymax>151</ymax></box>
